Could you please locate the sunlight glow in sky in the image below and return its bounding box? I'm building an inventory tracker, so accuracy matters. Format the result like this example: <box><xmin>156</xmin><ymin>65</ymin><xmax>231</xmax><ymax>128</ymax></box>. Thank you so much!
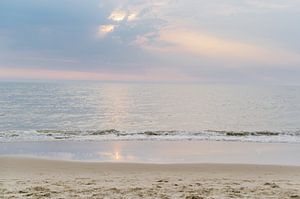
<box><xmin>108</xmin><ymin>10</ymin><xmax>127</xmax><ymax>22</ymax></box>
<box><xmin>0</xmin><ymin>0</ymin><xmax>300</xmax><ymax>84</ymax></box>
<box><xmin>99</xmin><ymin>25</ymin><xmax>115</xmax><ymax>36</ymax></box>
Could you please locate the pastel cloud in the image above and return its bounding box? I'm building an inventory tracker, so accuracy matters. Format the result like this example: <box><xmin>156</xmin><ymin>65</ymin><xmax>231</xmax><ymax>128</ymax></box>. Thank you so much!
<box><xmin>246</xmin><ymin>0</ymin><xmax>294</xmax><ymax>10</ymax></box>
<box><xmin>0</xmin><ymin>67</ymin><xmax>192</xmax><ymax>82</ymax></box>
<box><xmin>127</xmin><ymin>12</ymin><xmax>138</xmax><ymax>21</ymax></box>
<box><xmin>136</xmin><ymin>27</ymin><xmax>300</xmax><ymax>67</ymax></box>
<box><xmin>98</xmin><ymin>25</ymin><xmax>115</xmax><ymax>37</ymax></box>
<box><xmin>98</xmin><ymin>10</ymin><xmax>138</xmax><ymax>37</ymax></box>
<box><xmin>108</xmin><ymin>10</ymin><xmax>127</xmax><ymax>22</ymax></box>
<box><xmin>1</xmin><ymin>0</ymin><xmax>300</xmax><ymax>84</ymax></box>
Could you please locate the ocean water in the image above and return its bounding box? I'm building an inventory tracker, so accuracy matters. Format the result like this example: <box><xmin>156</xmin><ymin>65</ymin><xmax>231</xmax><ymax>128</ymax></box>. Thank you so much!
<box><xmin>0</xmin><ymin>82</ymin><xmax>300</xmax><ymax>143</ymax></box>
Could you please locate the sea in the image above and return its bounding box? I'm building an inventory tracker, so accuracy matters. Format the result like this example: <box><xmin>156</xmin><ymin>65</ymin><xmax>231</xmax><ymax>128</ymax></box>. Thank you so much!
<box><xmin>0</xmin><ymin>81</ymin><xmax>300</xmax><ymax>143</ymax></box>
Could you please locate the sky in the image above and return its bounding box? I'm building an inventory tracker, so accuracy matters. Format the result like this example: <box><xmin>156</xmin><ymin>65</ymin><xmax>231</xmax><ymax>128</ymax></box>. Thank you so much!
<box><xmin>0</xmin><ymin>0</ymin><xmax>300</xmax><ymax>84</ymax></box>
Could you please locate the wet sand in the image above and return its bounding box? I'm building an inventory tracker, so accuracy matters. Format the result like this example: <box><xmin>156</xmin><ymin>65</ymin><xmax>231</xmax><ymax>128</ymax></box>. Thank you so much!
<box><xmin>1</xmin><ymin>140</ymin><xmax>300</xmax><ymax>165</ymax></box>
<box><xmin>1</xmin><ymin>157</ymin><xmax>300</xmax><ymax>199</ymax></box>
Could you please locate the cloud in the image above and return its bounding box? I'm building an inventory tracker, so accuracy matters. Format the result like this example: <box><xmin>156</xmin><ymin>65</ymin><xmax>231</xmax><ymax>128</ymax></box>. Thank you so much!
<box><xmin>98</xmin><ymin>25</ymin><xmax>115</xmax><ymax>37</ymax></box>
<box><xmin>246</xmin><ymin>0</ymin><xmax>295</xmax><ymax>10</ymax></box>
<box><xmin>0</xmin><ymin>67</ymin><xmax>192</xmax><ymax>82</ymax></box>
<box><xmin>108</xmin><ymin>10</ymin><xmax>127</xmax><ymax>22</ymax></box>
<box><xmin>1</xmin><ymin>0</ymin><xmax>300</xmax><ymax>84</ymax></box>
<box><xmin>127</xmin><ymin>12</ymin><xmax>138</xmax><ymax>21</ymax></box>
<box><xmin>136</xmin><ymin>26</ymin><xmax>300</xmax><ymax>67</ymax></box>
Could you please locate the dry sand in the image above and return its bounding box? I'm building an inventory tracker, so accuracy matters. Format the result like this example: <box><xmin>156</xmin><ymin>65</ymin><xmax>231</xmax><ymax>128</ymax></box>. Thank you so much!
<box><xmin>1</xmin><ymin>157</ymin><xmax>300</xmax><ymax>199</ymax></box>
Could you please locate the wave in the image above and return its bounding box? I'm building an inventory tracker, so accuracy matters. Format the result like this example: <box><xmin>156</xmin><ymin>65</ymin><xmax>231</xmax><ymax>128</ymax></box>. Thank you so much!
<box><xmin>0</xmin><ymin>129</ymin><xmax>300</xmax><ymax>143</ymax></box>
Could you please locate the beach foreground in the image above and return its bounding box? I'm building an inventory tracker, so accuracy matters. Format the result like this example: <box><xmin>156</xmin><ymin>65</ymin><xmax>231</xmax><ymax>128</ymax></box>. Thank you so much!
<box><xmin>1</xmin><ymin>157</ymin><xmax>300</xmax><ymax>199</ymax></box>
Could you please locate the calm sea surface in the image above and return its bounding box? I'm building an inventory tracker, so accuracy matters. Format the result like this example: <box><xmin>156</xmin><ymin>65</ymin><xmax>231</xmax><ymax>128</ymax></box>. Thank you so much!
<box><xmin>0</xmin><ymin>82</ymin><xmax>299</xmax><ymax>143</ymax></box>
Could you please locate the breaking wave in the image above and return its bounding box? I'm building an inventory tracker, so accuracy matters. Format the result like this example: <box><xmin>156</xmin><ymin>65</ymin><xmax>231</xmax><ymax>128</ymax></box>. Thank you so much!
<box><xmin>0</xmin><ymin>129</ymin><xmax>300</xmax><ymax>143</ymax></box>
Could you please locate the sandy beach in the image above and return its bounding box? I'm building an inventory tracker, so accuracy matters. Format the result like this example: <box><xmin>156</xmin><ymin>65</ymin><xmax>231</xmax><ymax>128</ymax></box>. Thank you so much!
<box><xmin>2</xmin><ymin>0</ymin><xmax>300</xmax><ymax>198</ymax></box>
<box><xmin>1</xmin><ymin>157</ymin><xmax>300</xmax><ymax>199</ymax></box>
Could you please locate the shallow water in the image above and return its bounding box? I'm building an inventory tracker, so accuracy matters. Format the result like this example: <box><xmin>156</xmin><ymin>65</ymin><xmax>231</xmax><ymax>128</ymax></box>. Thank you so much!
<box><xmin>1</xmin><ymin>141</ymin><xmax>300</xmax><ymax>165</ymax></box>
<box><xmin>0</xmin><ymin>82</ymin><xmax>300</xmax><ymax>143</ymax></box>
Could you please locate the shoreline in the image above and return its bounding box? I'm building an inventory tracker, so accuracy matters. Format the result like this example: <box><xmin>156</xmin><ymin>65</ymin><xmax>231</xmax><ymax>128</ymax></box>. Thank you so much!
<box><xmin>2</xmin><ymin>155</ymin><xmax>300</xmax><ymax>167</ymax></box>
<box><xmin>1</xmin><ymin>157</ymin><xmax>300</xmax><ymax>198</ymax></box>
<box><xmin>1</xmin><ymin>155</ymin><xmax>300</xmax><ymax>168</ymax></box>
<box><xmin>2</xmin><ymin>141</ymin><xmax>300</xmax><ymax>197</ymax></box>
<box><xmin>1</xmin><ymin>140</ymin><xmax>300</xmax><ymax>165</ymax></box>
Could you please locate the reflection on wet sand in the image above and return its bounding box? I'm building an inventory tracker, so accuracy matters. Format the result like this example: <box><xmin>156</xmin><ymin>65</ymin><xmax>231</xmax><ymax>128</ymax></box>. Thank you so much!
<box><xmin>1</xmin><ymin>141</ymin><xmax>300</xmax><ymax>165</ymax></box>
<box><xmin>96</xmin><ymin>142</ymin><xmax>137</xmax><ymax>162</ymax></box>
<box><xmin>114</xmin><ymin>151</ymin><xmax>121</xmax><ymax>160</ymax></box>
